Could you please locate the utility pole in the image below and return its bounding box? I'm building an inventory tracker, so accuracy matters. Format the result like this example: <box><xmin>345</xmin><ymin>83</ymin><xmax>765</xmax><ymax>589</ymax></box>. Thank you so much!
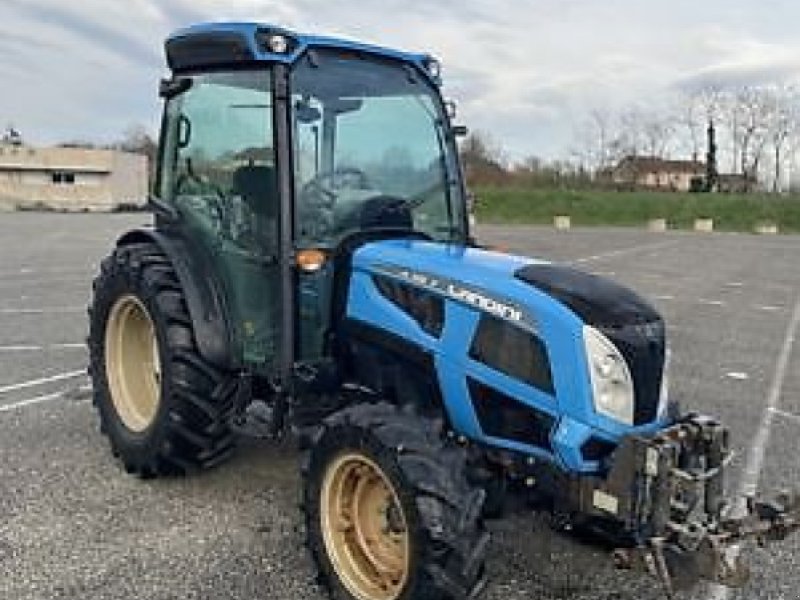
<box><xmin>705</xmin><ymin>119</ymin><xmax>718</xmax><ymax>192</ymax></box>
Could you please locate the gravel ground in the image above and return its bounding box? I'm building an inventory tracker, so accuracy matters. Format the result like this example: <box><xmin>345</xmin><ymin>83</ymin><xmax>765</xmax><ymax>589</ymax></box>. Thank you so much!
<box><xmin>0</xmin><ymin>214</ymin><xmax>798</xmax><ymax>600</ymax></box>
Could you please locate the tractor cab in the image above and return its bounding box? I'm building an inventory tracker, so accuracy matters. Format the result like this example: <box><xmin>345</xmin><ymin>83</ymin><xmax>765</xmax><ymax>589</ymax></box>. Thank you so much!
<box><xmin>153</xmin><ymin>23</ymin><xmax>467</xmax><ymax>373</ymax></box>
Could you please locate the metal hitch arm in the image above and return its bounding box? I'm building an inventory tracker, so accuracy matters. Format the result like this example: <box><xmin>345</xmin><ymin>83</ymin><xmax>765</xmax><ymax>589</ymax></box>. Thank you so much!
<box><xmin>602</xmin><ymin>412</ymin><xmax>800</xmax><ymax>598</ymax></box>
<box><xmin>614</xmin><ymin>491</ymin><xmax>800</xmax><ymax>597</ymax></box>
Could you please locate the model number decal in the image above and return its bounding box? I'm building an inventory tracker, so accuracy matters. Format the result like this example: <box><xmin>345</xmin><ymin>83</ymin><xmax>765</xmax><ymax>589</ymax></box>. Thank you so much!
<box><xmin>373</xmin><ymin>264</ymin><xmax>531</xmax><ymax>328</ymax></box>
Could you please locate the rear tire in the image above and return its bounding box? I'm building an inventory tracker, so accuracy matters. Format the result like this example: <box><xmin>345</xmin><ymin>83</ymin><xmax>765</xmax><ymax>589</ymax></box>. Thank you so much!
<box><xmin>88</xmin><ymin>241</ymin><xmax>239</xmax><ymax>477</ymax></box>
<box><xmin>302</xmin><ymin>402</ymin><xmax>490</xmax><ymax>600</ymax></box>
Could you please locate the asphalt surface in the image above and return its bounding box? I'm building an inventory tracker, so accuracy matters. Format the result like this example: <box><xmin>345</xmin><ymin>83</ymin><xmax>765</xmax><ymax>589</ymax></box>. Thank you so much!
<box><xmin>1</xmin><ymin>214</ymin><xmax>799</xmax><ymax>600</ymax></box>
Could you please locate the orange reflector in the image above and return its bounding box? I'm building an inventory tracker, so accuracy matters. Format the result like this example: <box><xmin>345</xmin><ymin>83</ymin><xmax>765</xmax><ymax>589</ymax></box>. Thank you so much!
<box><xmin>296</xmin><ymin>249</ymin><xmax>327</xmax><ymax>272</ymax></box>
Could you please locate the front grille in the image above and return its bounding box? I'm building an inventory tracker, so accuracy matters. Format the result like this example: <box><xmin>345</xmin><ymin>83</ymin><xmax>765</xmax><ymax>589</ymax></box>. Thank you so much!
<box><xmin>601</xmin><ymin>320</ymin><xmax>665</xmax><ymax>425</ymax></box>
<box><xmin>467</xmin><ymin>378</ymin><xmax>556</xmax><ymax>451</ymax></box>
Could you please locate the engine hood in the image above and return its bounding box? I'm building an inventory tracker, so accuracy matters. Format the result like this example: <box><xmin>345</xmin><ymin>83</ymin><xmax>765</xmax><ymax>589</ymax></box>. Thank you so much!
<box><xmin>352</xmin><ymin>239</ymin><xmax>661</xmax><ymax>330</ymax></box>
<box><xmin>353</xmin><ymin>238</ymin><xmax>535</xmax><ymax>283</ymax></box>
<box><xmin>514</xmin><ymin>263</ymin><xmax>661</xmax><ymax>328</ymax></box>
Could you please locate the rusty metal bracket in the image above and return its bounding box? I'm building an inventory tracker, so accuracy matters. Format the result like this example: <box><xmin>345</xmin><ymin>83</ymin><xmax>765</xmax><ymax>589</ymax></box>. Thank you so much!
<box><xmin>613</xmin><ymin>490</ymin><xmax>800</xmax><ymax>597</ymax></box>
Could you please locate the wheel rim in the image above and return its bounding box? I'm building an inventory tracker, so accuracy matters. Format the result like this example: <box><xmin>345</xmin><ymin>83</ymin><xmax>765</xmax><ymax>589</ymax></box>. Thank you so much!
<box><xmin>104</xmin><ymin>295</ymin><xmax>161</xmax><ymax>433</ymax></box>
<box><xmin>320</xmin><ymin>452</ymin><xmax>410</xmax><ymax>600</ymax></box>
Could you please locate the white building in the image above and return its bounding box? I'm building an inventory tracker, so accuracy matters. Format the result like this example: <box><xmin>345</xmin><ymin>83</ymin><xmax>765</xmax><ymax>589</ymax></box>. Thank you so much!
<box><xmin>0</xmin><ymin>142</ymin><xmax>148</xmax><ymax>211</ymax></box>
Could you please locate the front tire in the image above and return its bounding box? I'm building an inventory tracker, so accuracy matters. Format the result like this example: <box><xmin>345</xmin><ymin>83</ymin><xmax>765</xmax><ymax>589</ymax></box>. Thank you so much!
<box><xmin>88</xmin><ymin>241</ymin><xmax>239</xmax><ymax>477</ymax></box>
<box><xmin>302</xmin><ymin>403</ymin><xmax>489</xmax><ymax>600</ymax></box>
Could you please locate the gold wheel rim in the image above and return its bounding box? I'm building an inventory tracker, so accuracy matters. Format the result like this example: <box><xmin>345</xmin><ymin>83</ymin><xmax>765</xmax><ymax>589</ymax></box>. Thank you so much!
<box><xmin>320</xmin><ymin>452</ymin><xmax>410</xmax><ymax>600</ymax></box>
<box><xmin>104</xmin><ymin>294</ymin><xmax>161</xmax><ymax>433</ymax></box>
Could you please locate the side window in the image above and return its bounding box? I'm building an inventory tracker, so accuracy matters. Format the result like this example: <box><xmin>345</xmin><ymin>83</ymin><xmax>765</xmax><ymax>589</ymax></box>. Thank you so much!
<box><xmin>163</xmin><ymin>70</ymin><xmax>278</xmax><ymax>257</ymax></box>
<box><xmin>469</xmin><ymin>315</ymin><xmax>555</xmax><ymax>395</ymax></box>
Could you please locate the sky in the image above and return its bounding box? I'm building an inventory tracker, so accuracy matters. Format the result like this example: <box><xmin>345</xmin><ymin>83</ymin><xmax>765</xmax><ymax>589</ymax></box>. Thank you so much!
<box><xmin>3</xmin><ymin>0</ymin><xmax>800</xmax><ymax>160</ymax></box>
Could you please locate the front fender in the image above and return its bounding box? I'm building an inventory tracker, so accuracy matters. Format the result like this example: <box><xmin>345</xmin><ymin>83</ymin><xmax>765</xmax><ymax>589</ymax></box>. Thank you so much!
<box><xmin>116</xmin><ymin>228</ymin><xmax>239</xmax><ymax>370</ymax></box>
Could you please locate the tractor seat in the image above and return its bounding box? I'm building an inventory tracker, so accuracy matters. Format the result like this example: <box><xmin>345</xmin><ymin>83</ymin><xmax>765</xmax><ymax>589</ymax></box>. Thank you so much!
<box><xmin>231</xmin><ymin>164</ymin><xmax>279</xmax><ymax>254</ymax></box>
<box><xmin>232</xmin><ymin>164</ymin><xmax>278</xmax><ymax>219</ymax></box>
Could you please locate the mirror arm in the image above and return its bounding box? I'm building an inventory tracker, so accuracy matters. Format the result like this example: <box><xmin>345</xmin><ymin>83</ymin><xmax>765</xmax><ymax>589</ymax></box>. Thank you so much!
<box><xmin>147</xmin><ymin>195</ymin><xmax>180</xmax><ymax>223</ymax></box>
<box><xmin>159</xmin><ymin>77</ymin><xmax>192</xmax><ymax>99</ymax></box>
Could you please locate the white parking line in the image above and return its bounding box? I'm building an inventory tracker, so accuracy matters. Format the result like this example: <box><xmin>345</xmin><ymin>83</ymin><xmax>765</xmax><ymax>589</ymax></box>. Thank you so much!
<box><xmin>0</xmin><ymin>268</ymin><xmax>92</xmax><ymax>278</ymax></box>
<box><xmin>757</xmin><ymin>305</ymin><xmax>782</xmax><ymax>312</ymax></box>
<box><xmin>0</xmin><ymin>343</ymin><xmax>85</xmax><ymax>352</ymax></box>
<box><xmin>0</xmin><ymin>391</ymin><xmax>65</xmax><ymax>413</ymax></box>
<box><xmin>708</xmin><ymin>290</ymin><xmax>800</xmax><ymax>600</ymax></box>
<box><xmin>698</xmin><ymin>298</ymin><xmax>726</xmax><ymax>307</ymax></box>
<box><xmin>0</xmin><ymin>307</ymin><xmax>85</xmax><ymax>314</ymax></box>
<box><xmin>0</xmin><ymin>370</ymin><xmax>85</xmax><ymax>395</ymax></box>
<box><xmin>725</xmin><ymin>372</ymin><xmax>749</xmax><ymax>381</ymax></box>
<box><xmin>0</xmin><ymin>277</ymin><xmax>88</xmax><ymax>289</ymax></box>
<box><xmin>571</xmin><ymin>240</ymin><xmax>680</xmax><ymax>264</ymax></box>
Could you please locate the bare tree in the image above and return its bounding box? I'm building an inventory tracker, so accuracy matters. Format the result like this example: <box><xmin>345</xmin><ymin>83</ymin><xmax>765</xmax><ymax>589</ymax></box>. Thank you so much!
<box><xmin>764</xmin><ymin>85</ymin><xmax>799</xmax><ymax>192</ymax></box>
<box><xmin>641</xmin><ymin>111</ymin><xmax>676</xmax><ymax>159</ymax></box>
<box><xmin>681</xmin><ymin>85</ymin><xmax>724</xmax><ymax>159</ymax></box>
<box><xmin>118</xmin><ymin>124</ymin><xmax>157</xmax><ymax>158</ymax></box>
<box><xmin>569</xmin><ymin>109</ymin><xmax>617</xmax><ymax>173</ymax></box>
<box><xmin>732</xmin><ymin>87</ymin><xmax>770</xmax><ymax>187</ymax></box>
<box><xmin>615</xmin><ymin>107</ymin><xmax>645</xmax><ymax>157</ymax></box>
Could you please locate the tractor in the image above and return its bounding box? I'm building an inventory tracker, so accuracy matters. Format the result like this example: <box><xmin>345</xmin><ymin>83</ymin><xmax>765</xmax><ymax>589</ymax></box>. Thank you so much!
<box><xmin>88</xmin><ymin>22</ymin><xmax>799</xmax><ymax>600</ymax></box>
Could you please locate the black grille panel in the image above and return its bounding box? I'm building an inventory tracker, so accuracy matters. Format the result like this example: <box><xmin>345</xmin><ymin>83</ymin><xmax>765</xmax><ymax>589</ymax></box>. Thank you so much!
<box><xmin>468</xmin><ymin>378</ymin><xmax>555</xmax><ymax>451</ymax></box>
<box><xmin>469</xmin><ymin>315</ymin><xmax>554</xmax><ymax>395</ymax></box>
<box><xmin>373</xmin><ymin>275</ymin><xmax>444</xmax><ymax>337</ymax></box>
<box><xmin>601</xmin><ymin>320</ymin><xmax>665</xmax><ymax>425</ymax></box>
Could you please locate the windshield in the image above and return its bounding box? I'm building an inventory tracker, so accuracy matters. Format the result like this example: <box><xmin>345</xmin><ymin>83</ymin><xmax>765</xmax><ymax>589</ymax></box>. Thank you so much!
<box><xmin>291</xmin><ymin>51</ymin><xmax>466</xmax><ymax>247</ymax></box>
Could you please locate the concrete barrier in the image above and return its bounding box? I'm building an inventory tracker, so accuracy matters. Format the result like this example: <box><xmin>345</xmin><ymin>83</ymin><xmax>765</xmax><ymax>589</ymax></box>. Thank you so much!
<box><xmin>754</xmin><ymin>222</ymin><xmax>779</xmax><ymax>235</ymax></box>
<box><xmin>554</xmin><ymin>215</ymin><xmax>571</xmax><ymax>230</ymax></box>
<box><xmin>647</xmin><ymin>218</ymin><xmax>668</xmax><ymax>232</ymax></box>
<box><xmin>694</xmin><ymin>218</ymin><xmax>714</xmax><ymax>233</ymax></box>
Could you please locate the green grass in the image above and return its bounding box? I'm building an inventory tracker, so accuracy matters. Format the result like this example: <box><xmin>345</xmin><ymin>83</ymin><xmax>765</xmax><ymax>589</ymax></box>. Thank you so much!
<box><xmin>474</xmin><ymin>187</ymin><xmax>800</xmax><ymax>233</ymax></box>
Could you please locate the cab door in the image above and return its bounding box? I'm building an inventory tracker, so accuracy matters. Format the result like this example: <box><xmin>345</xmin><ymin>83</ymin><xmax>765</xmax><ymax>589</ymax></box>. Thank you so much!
<box><xmin>157</xmin><ymin>69</ymin><xmax>281</xmax><ymax>370</ymax></box>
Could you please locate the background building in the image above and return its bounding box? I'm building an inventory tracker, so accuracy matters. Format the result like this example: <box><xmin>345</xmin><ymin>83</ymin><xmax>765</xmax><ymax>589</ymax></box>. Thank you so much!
<box><xmin>0</xmin><ymin>141</ymin><xmax>148</xmax><ymax>211</ymax></box>
<box><xmin>608</xmin><ymin>156</ymin><xmax>706</xmax><ymax>192</ymax></box>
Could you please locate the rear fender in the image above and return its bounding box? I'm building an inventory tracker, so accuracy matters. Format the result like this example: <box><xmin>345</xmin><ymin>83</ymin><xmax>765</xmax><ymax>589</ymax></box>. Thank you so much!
<box><xmin>116</xmin><ymin>229</ymin><xmax>239</xmax><ymax>370</ymax></box>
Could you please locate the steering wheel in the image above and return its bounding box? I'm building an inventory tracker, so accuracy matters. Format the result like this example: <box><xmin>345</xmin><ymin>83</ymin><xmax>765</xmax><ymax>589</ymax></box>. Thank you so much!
<box><xmin>300</xmin><ymin>167</ymin><xmax>371</xmax><ymax>207</ymax></box>
<box><xmin>298</xmin><ymin>167</ymin><xmax>373</xmax><ymax>239</ymax></box>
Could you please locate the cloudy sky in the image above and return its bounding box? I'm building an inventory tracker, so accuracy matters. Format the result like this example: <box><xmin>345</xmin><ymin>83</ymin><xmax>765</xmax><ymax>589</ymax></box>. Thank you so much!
<box><xmin>2</xmin><ymin>0</ymin><xmax>800</xmax><ymax>160</ymax></box>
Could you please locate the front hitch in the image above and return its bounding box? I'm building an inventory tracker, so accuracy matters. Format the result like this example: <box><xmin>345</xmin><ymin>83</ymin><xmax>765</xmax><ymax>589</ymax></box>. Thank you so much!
<box><xmin>571</xmin><ymin>415</ymin><xmax>800</xmax><ymax>597</ymax></box>
<box><xmin>613</xmin><ymin>492</ymin><xmax>800</xmax><ymax>596</ymax></box>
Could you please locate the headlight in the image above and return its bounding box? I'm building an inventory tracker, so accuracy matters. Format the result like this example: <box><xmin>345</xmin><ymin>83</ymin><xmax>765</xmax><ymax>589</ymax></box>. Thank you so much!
<box><xmin>583</xmin><ymin>325</ymin><xmax>634</xmax><ymax>425</ymax></box>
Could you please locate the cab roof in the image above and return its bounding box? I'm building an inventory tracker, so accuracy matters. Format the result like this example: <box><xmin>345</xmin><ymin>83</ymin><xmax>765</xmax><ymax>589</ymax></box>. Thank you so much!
<box><xmin>165</xmin><ymin>22</ymin><xmax>437</xmax><ymax>79</ymax></box>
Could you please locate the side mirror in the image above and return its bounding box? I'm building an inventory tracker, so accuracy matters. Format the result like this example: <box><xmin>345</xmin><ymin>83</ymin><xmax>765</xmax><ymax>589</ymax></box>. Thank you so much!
<box><xmin>451</xmin><ymin>125</ymin><xmax>469</xmax><ymax>137</ymax></box>
<box><xmin>159</xmin><ymin>77</ymin><xmax>192</xmax><ymax>99</ymax></box>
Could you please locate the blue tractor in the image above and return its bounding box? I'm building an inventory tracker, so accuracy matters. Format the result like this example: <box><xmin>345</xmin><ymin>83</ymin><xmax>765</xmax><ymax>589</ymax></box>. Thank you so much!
<box><xmin>88</xmin><ymin>22</ymin><xmax>798</xmax><ymax>600</ymax></box>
